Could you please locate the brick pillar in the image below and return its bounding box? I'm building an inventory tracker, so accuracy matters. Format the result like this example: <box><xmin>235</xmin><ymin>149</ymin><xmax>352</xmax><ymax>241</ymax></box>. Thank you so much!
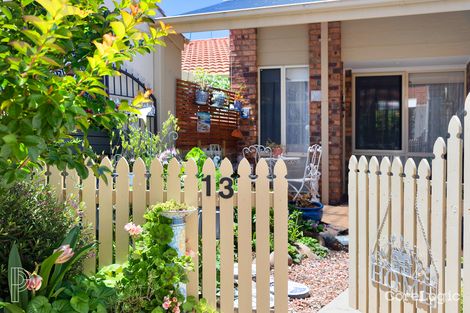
<box><xmin>308</xmin><ymin>24</ymin><xmax>322</xmax><ymax>145</ymax></box>
<box><xmin>309</xmin><ymin>22</ymin><xmax>344</xmax><ymax>204</ymax></box>
<box><xmin>230</xmin><ymin>29</ymin><xmax>258</xmax><ymax>148</ymax></box>
<box><xmin>328</xmin><ymin>22</ymin><xmax>344</xmax><ymax>204</ymax></box>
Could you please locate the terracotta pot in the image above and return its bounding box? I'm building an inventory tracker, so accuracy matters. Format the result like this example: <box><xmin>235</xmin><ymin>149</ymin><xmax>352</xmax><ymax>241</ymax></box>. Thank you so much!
<box><xmin>272</xmin><ymin>147</ymin><xmax>283</xmax><ymax>157</ymax></box>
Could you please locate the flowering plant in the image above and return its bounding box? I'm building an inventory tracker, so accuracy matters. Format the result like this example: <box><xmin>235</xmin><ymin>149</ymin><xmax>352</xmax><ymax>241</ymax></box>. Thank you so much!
<box><xmin>2</xmin><ymin>226</ymin><xmax>98</xmax><ymax>311</ymax></box>
<box><xmin>112</xmin><ymin>203</ymin><xmax>215</xmax><ymax>312</ymax></box>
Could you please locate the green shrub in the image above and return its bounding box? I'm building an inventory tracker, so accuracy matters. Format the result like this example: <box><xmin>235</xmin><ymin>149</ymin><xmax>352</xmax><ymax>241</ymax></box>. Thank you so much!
<box><xmin>0</xmin><ymin>181</ymin><xmax>90</xmax><ymax>300</ymax></box>
<box><xmin>298</xmin><ymin>237</ymin><xmax>329</xmax><ymax>258</ymax></box>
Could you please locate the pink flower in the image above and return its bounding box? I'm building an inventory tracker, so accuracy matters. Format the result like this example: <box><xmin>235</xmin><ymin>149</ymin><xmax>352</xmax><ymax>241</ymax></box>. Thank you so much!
<box><xmin>162</xmin><ymin>301</ymin><xmax>171</xmax><ymax>310</ymax></box>
<box><xmin>173</xmin><ymin>306</ymin><xmax>180</xmax><ymax>313</ymax></box>
<box><xmin>185</xmin><ymin>249</ymin><xmax>196</xmax><ymax>258</ymax></box>
<box><xmin>162</xmin><ymin>296</ymin><xmax>171</xmax><ymax>310</ymax></box>
<box><xmin>25</xmin><ymin>273</ymin><xmax>42</xmax><ymax>291</ymax></box>
<box><xmin>54</xmin><ymin>244</ymin><xmax>74</xmax><ymax>264</ymax></box>
<box><xmin>124</xmin><ymin>222</ymin><xmax>143</xmax><ymax>237</ymax></box>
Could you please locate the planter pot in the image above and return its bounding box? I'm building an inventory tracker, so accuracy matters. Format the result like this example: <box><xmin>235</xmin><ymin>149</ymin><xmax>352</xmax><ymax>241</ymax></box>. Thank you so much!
<box><xmin>195</xmin><ymin>89</ymin><xmax>209</xmax><ymax>105</ymax></box>
<box><xmin>160</xmin><ymin>208</ymin><xmax>197</xmax><ymax>298</ymax></box>
<box><xmin>272</xmin><ymin>147</ymin><xmax>283</xmax><ymax>157</ymax></box>
<box><xmin>234</xmin><ymin>100</ymin><xmax>243</xmax><ymax>111</ymax></box>
<box><xmin>212</xmin><ymin>94</ymin><xmax>226</xmax><ymax>107</ymax></box>
<box><xmin>241</xmin><ymin>107</ymin><xmax>250</xmax><ymax>119</ymax></box>
<box><xmin>290</xmin><ymin>201</ymin><xmax>324</xmax><ymax>222</ymax></box>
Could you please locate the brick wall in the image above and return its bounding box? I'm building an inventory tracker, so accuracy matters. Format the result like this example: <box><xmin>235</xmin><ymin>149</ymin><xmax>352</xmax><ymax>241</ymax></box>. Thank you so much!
<box><xmin>230</xmin><ymin>29</ymin><xmax>258</xmax><ymax>148</ymax></box>
<box><xmin>309</xmin><ymin>22</ymin><xmax>344</xmax><ymax>204</ymax></box>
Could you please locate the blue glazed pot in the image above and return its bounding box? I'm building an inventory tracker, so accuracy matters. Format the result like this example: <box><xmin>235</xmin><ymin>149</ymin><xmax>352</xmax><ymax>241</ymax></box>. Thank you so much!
<box><xmin>291</xmin><ymin>201</ymin><xmax>324</xmax><ymax>222</ymax></box>
<box><xmin>195</xmin><ymin>89</ymin><xmax>209</xmax><ymax>105</ymax></box>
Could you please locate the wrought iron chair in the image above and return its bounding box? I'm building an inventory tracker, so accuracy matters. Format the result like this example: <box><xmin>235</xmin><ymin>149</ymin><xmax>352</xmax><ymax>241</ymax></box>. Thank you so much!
<box><xmin>242</xmin><ymin>144</ymin><xmax>273</xmax><ymax>178</ymax></box>
<box><xmin>242</xmin><ymin>144</ymin><xmax>272</xmax><ymax>166</ymax></box>
<box><xmin>287</xmin><ymin>144</ymin><xmax>322</xmax><ymax>201</ymax></box>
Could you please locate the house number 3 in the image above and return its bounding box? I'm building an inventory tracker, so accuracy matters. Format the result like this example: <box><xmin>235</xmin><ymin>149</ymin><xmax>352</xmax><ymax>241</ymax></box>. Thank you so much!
<box><xmin>201</xmin><ymin>175</ymin><xmax>234</xmax><ymax>199</ymax></box>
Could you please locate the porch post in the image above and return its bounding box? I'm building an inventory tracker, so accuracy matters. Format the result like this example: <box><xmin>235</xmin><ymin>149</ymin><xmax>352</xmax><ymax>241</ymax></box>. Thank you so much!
<box><xmin>320</xmin><ymin>22</ymin><xmax>330</xmax><ymax>204</ymax></box>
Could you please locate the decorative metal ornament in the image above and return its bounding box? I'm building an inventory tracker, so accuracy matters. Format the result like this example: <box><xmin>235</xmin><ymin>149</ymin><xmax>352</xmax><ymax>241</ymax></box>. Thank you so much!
<box><xmin>370</xmin><ymin>198</ymin><xmax>439</xmax><ymax>308</ymax></box>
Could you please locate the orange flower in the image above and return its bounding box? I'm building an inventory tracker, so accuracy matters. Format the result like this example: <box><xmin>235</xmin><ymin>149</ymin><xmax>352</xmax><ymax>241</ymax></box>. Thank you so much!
<box><xmin>103</xmin><ymin>33</ymin><xmax>116</xmax><ymax>47</ymax></box>
<box><xmin>130</xmin><ymin>3</ymin><xmax>141</xmax><ymax>16</ymax></box>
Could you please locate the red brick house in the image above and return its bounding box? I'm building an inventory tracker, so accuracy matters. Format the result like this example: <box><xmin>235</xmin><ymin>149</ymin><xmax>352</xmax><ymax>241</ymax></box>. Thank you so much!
<box><xmin>161</xmin><ymin>0</ymin><xmax>470</xmax><ymax>204</ymax></box>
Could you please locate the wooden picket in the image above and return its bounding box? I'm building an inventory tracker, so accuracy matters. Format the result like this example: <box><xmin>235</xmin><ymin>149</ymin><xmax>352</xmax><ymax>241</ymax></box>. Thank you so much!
<box><xmin>445</xmin><ymin>116</ymin><xmax>462</xmax><ymax>313</ymax></box>
<box><xmin>201</xmin><ymin>159</ymin><xmax>217</xmax><ymax>307</ymax></box>
<box><xmin>379</xmin><ymin>157</ymin><xmax>391</xmax><ymax>313</ymax></box>
<box><xmin>115</xmin><ymin>158</ymin><xmax>130</xmax><ymax>264</ymax></box>
<box><xmin>464</xmin><ymin>92</ymin><xmax>470</xmax><ymax>313</ymax></box>
<box><xmin>368</xmin><ymin>157</ymin><xmax>380</xmax><ymax>313</ymax></box>
<box><xmin>349</xmin><ymin>93</ymin><xmax>470</xmax><ymax>313</ymax></box>
<box><xmin>219</xmin><ymin>159</ymin><xmax>235</xmax><ymax>313</ymax></box>
<box><xmin>47</xmin><ymin>157</ymin><xmax>289</xmax><ymax>313</ymax></box>
<box><xmin>237</xmin><ymin>158</ymin><xmax>254</xmax><ymax>313</ymax></box>
<box><xmin>403</xmin><ymin>159</ymin><xmax>416</xmax><ymax>313</ymax></box>
<box><xmin>357</xmin><ymin>156</ymin><xmax>369</xmax><ymax>313</ymax></box>
<box><xmin>98</xmin><ymin>157</ymin><xmax>113</xmax><ymax>268</ymax></box>
<box><xmin>256</xmin><ymin>159</ymin><xmax>271</xmax><ymax>313</ymax></box>
<box><xmin>274</xmin><ymin>161</ymin><xmax>289</xmax><ymax>313</ymax></box>
<box><xmin>431</xmin><ymin>139</ymin><xmax>446</xmax><ymax>313</ymax></box>
<box><xmin>390</xmin><ymin>158</ymin><xmax>404</xmax><ymax>313</ymax></box>
<box><xmin>348</xmin><ymin>156</ymin><xmax>358</xmax><ymax>309</ymax></box>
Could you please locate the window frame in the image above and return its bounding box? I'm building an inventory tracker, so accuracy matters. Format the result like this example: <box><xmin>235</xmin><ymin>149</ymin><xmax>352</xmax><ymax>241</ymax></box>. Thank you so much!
<box><xmin>258</xmin><ymin>65</ymin><xmax>310</xmax><ymax>157</ymax></box>
<box><xmin>352</xmin><ymin>69</ymin><xmax>466</xmax><ymax>158</ymax></box>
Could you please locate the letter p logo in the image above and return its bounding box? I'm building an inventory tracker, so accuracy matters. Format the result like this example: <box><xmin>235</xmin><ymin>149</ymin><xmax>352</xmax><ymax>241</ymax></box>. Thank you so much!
<box><xmin>9</xmin><ymin>267</ymin><xmax>29</xmax><ymax>303</ymax></box>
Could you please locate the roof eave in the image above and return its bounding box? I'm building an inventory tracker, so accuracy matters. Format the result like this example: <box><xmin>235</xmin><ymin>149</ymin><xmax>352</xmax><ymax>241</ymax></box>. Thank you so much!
<box><xmin>158</xmin><ymin>0</ymin><xmax>470</xmax><ymax>33</ymax></box>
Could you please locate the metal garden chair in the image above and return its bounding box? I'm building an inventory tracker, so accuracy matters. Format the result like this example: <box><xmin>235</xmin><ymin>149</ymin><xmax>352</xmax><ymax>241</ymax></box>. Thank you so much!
<box><xmin>287</xmin><ymin>144</ymin><xmax>322</xmax><ymax>201</ymax></box>
<box><xmin>242</xmin><ymin>144</ymin><xmax>273</xmax><ymax>178</ymax></box>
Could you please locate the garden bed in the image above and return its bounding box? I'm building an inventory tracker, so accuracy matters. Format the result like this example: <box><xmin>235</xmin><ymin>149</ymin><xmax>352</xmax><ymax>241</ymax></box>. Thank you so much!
<box><xmin>288</xmin><ymin>251</ymin><xmax>349</xmax><ymax>313</ymax></box>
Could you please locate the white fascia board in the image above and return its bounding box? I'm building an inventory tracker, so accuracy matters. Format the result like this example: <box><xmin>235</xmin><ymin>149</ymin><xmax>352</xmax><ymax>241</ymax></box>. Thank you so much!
<box><xmin>158</xmin><ymin>0</ymin><xmax>470</xmax><ymax>33</ymax></box>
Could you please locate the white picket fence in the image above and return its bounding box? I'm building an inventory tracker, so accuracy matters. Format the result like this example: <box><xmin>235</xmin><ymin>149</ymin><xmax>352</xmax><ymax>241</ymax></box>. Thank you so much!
<box><xmin>349</xmin><ymin>93</ymin><xmax>470</xmax><ymax>313</ymax></box>
<box><xmin>46</xmin><ymin>157</ymin><xmax>288</xmax><ymax>313</ymax></box>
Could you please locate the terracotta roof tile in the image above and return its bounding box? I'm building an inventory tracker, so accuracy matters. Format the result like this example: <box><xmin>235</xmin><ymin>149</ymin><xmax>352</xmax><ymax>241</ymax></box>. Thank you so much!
<box><xmin>182</xmin><ymin>38</ymin><xmax>230</xmax><ymax>75</ymax></box>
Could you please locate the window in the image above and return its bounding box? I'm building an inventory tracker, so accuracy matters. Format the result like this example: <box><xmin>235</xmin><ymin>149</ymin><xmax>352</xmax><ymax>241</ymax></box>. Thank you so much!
<box><xmin>355</xmin><ymin>75</ymin><xmax>403</xmax><ymax>151</ymax></box>
<box><xmin>260</xmin><ymin>67</ymin><xmax>310</xmax><ymax>154</ymax></box>
<box><xmin>260</xmin><ymin>69</ymin><xmax>281</xmax><ymax>145</ymax></box>
<box><xmin>354</xmin><ymin>71</ymin><xmax>466</xmax><ymax>155</ymax></box>
<box><xmin>408</xmin><ymin>72</ymin><xmax>465</xmax><ymax>154</ymax></box>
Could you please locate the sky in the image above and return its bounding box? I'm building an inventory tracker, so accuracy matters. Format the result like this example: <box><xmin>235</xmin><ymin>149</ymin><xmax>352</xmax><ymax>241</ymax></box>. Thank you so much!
<box><xmin>159</xmin><ymin>0</ymin><xmax>229</xmax><ymax>40</ymax></box>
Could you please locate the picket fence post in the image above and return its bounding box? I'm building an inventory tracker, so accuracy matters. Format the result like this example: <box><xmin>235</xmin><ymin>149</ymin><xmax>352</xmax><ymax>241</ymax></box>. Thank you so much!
<box><xmin>348</xmin><ymin>155</ymin><xmax>358</xmax><ymax>309</ymax></box>
<box><xmin>237</xmin><ymin>158</ymin><xmax>254</xmax><ymax>313</ymax></box>
<box><xmin>402</xmin><ymin>159</ymin><xmax>416</xmax><ymax>313</ymax></box>
<box><xmin>445</xmin><ymin>116</ymin><xmax>463</xmax><ymax>313</ymax></box>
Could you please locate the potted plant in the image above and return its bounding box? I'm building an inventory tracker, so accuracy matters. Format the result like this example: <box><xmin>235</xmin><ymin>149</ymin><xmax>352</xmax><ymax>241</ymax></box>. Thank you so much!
<box><xmin>194</xmin><ymin>68</ymin><xmax>210</xmax><ymax>105</ymax></box>
<box><xmin>211</xmin><ymin>90</ymin><xmax>226</xmax><ymax>107</ymax></box>
<box><xmin>233</xmin><ymin>84</ymin><xmax>245</xmax><ymax>111</ymax></box>
<box><xmin>289</xmin><ymin>194</ymin><xmax>324</xmax><ymax>222</ymax></box>
<box><xmin>267</xmin><ymin>139</ymin><xmax>284</xmax><ymax>157</ymax></box>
